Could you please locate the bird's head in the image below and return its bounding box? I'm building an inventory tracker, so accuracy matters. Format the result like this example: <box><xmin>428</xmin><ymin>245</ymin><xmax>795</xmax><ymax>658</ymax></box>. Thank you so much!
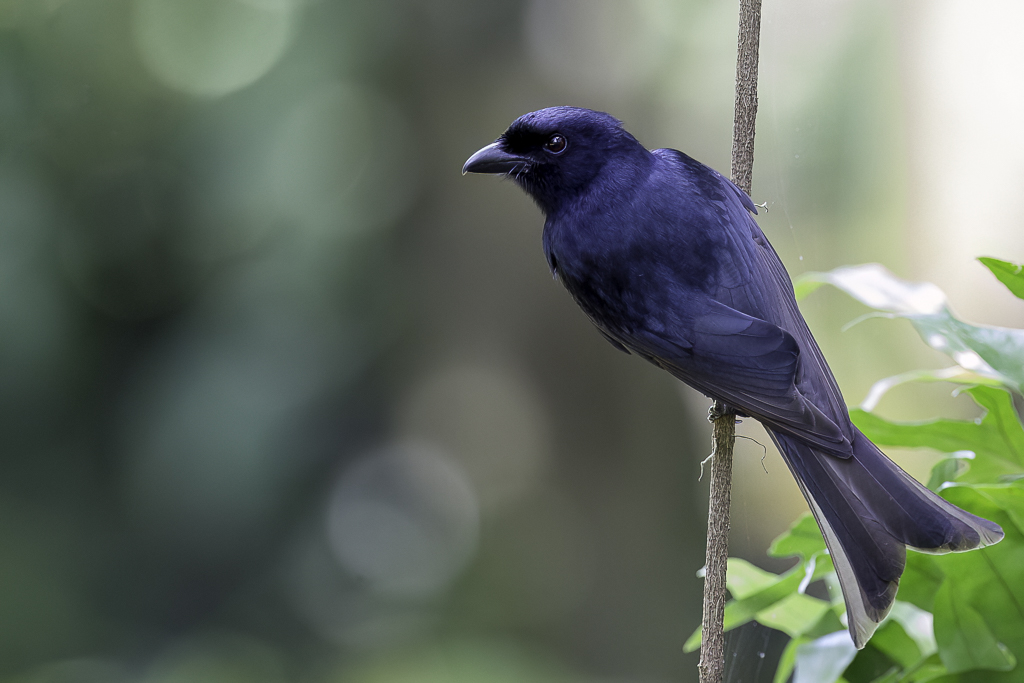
<box><xmin>463</xmin><ymin>106</ymin><xmax>648</xmax><ymax>214</ymax></box>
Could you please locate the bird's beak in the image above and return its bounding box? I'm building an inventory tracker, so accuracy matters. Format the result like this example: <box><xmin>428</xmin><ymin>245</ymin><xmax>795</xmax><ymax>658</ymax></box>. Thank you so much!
<box><xmin>462</xmin><ymin>142</ymin><xmax>528</xmax><ymax>175</ymax></box>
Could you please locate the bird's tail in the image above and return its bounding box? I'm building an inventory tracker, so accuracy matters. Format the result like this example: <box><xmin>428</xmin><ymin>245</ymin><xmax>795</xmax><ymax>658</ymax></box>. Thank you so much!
<box><xmin>768</xmin><ymin>428</ymin><xmax>1004</xmax><ymax>648</ymax></box>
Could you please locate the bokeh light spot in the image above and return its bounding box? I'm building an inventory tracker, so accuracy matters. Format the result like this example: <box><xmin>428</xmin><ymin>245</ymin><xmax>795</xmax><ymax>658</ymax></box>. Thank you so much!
<box><xmin>15</xmin><ymin>659</ymin><xmax>131</xmax><ymax>683</ymax></box>
<box><xmin>268</xmin><ymin>82</ymin><xmax>418</xmax><ymax>237</ymax></box>
<box><xmin>396</xmin><ymin>362</ymin><xmax>550</xmax><ymax>511</ymax></box>
<box><xmin>525</xmin><ymin>0</ymin><xmax>674</xmax><ymax>97</ymax></box>
<box><xmin>122</xmin><ymin>275</ymin><xmax>349</xmax><ymax>556</ymax></box>
<box><xmin>132</xmin><ymin>0</ymin><xmax>296</xmax><ymax>97</ymax></box>
<box><xmin>327</xmin><ymin>442</ymin><xmax>479</xmax><ymax>598</ymax></box>
<box><xmin>333</xmin><ymin>640</ymin><xmax>582</xmax><ymax>683</ymax></box>
<box><xmin>0</xmin><ymin>163</ymin><xmax>76</xmax><ymax>401</ymax></box>
<box><xmin>142</xmin><ymin>634</ymin><xmax>286</xmax><ymax>683</ymax></box>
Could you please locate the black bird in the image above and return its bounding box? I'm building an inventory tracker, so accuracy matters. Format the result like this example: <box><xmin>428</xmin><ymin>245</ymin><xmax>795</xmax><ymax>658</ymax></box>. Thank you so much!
<box><xmin>463</xmin><ymin>106</ymin><xmax>1003</xmax><ymax>648</ymax></box>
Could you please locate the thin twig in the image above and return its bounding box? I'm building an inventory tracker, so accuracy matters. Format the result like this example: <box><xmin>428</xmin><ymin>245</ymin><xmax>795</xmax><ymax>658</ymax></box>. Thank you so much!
<box><xmin>697</xmin><ymin>405</ymin><xmax>737</xmax><ymax>683</ymax></box>
<box><xmin>730</xmin><ymin>0</ymin><xmax>763</xmax><ymax>198</ymax></box>
<box><xmin>697</xmin><ymin>0</ymin><xmax>761</xmax><ymax>681</ymax></box>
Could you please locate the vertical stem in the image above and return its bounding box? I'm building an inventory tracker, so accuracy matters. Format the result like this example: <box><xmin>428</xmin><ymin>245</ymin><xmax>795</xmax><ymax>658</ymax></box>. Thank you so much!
<box><xmin>731</xmin><ymin>0</ymin><xmax>763</xmax><ymax>197</ymax></box>
<box><xmin>697</xmin><ymin>407</ymin><xmax>737</xmax><ymax>683</ymax></box>
<box><xmin>698</xmin><ymin>0</ymin><xmax>761</xmax><ymax>681</ymax></box>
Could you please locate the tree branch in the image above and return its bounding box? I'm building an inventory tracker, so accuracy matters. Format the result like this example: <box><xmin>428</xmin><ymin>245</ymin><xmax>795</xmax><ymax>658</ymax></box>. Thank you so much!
<box><xmin>730</xmin><ymin>0</ymin><xmax>762</xmax><ymax>198</ymax></box>
<box><xmin>697</xmin><ymin>0</ymin><xmax>761</xmax><ymax>681</ymax></box>
<box><xmin>697</xmin><ymin>405</ymin><xmax>737</xmax><ymax>683</ymax></box>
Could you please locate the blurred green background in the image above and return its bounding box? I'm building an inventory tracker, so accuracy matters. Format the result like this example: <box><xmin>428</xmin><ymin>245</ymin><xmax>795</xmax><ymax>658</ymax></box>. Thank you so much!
<box><xmin>1</xmin><ymin>0</ymin><xmax>1022</xmax><ymax>681</ymax></box>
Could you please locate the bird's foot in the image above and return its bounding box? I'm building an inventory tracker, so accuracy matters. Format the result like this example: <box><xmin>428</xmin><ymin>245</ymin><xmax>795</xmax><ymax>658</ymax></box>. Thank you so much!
<box><xmin>708</xmin><ymin>401</ymin><xmax>739</xmax><ymax>423</ymax></box>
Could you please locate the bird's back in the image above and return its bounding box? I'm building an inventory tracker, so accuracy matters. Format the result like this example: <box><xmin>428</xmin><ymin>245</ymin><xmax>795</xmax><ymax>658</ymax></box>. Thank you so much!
<box><xmin>547</xmin><ymin>147</ymin><xmax>852</xmax><ymax>434</ymax></box>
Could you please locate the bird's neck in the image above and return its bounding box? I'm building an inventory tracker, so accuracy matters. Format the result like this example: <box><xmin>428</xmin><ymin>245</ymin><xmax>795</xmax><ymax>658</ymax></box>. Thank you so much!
<box><xmin>547</xmin><ymin>150</ymin><xmax>652</xmax><ymax>219</ymax></box>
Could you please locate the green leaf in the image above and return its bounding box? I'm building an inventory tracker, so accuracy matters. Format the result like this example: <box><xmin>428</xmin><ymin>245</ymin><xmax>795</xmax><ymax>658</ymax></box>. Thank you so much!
<box><xmin>794</xmin><ymin>276</ymin><xmax>827</xmax><ymax>301</ymax></box>
<box><xmin>927</xmin><ymin>457</ymin><xmax>971</xmax><ymax>492</ymax></box>
<box><xmin>860</xmin><ymin>366</ymin><xmax>1004</xmax><ymax>413</ymax></box>
<box><xmin>796</xmin><ymin>265</ymin><xmax>947</xmax><ymax>316</ymax></box>
<box><xmin>805</xmin><ymin>603</ymin><xmax>847</xmax><ymax>639</ymax></box>
<box><xmin>893</xmin><ymin>552</ymin><xmax>943</xmax><ymax>618</ymax></box>
<box><xmin>868</xmin><ymin>653</ymin><xmax>950</xmax><ymax>683</ymax></box>
<box><xmin>683</xmin><ymin>628</ymin><xmax>701</xmax><ymax>653</ymax></box>
<box><xmin>852</xmin><ymin>386</ymin><xmax>1024</xmax><ymax>485</ymax></box>
<box><xmin>683</xmin><ymin>565</ymin><xmax>803</xmax><ymax>652</ymax></box>
<box><xmin>871</xmin><ymin>620</ymin><xmax>922</xmax><ymax>670</ymax></box>
<box><xmin>843</xmin><ymin>603</ymin><xmax>939</xmax><ymax>682</ymax></box>
<box><xmin>816</xmin><ymin>480</ymin><xmax>1024</xmax><ymax>683</ymax></box>
<box><xmin>801</xmin><ymin>264</ymin><xmax>1024</xmax><ymax>392</ymax></box>
<box><xmin>971</xmin><ymin>484</ymin><xmax>1024</xmax><ymax>534</ymax></box>
<box><xmin>776</xmin><ymin>636</ymin><xmax>812</xmax><ymax>683</ymax></box>
<box><xmin>889</xmin><ymin>601</ymin><xmax>938</xmax><ymax>658</ymax></box>
<box><xmin>908</xmin><ymin>314</ymin><xmax>1024</xmax><ymax>395</ymax></box>
<box><xmin>902</xmin><ymin>653</ymin><xmax>954</xmax><ymax>682</ymax></box>
<box><xmin>980</xmin><ymin>257</ymin><xmax>1024</xmax><ymax>300</ymax></box>
<box><xmin>867</xmin><ymin>668</ymin><xmax>904</xmax><ymax>683</ymax></box>
<box><xmin>933</xmin><ymin>581</ymin><xmax>1016</xmax><ymax>674</ymax></box>
<box><xmin>769</xmin><ymin>512</ymin><xmax>827</xmax><ymax>560</ymax></box>
<box><xmin>757</xmin><ymin>593</ymin><xmax>833</xmax><ymax>639</ymax></box>
<box><xmin>927</xmin><ymin>483</ymin><xmax>1024</xmax><ymax>681</ymax></box>
<box><xmin>726</xmin><ymin>557</ymin><xmax>782</xmax><ymax>600</ymax></box>
<box><xmin>771</xmin><ymin>263</ymin><xmax>1024</xmax><ymax>683</ymax></box>
<box><xmin>843</xmin><ymin>641</ymin><xmax>901</xmax><ymax>683</ymax></box>
<box><xmin>684</xmin><ymin>554</ymin><xmax>836</xmax><ymax>652</ymax></box>
<box><xmin>793</xmin><ymin>631</ymin><xmax>859</xmax><ymax>683</ymax></box>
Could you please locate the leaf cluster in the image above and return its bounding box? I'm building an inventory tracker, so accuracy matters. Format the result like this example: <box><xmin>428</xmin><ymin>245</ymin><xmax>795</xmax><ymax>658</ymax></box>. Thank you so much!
<box><xmin>691</xmin><ymin>258</ymin><xmax>1024</xmax><ymax>682</ymax></box>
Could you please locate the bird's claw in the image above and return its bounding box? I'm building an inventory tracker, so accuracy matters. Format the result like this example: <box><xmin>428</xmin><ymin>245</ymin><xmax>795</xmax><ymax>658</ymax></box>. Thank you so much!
<box><xmin>708</xmin><ymin>401</ymin><xmax>737</xmax><ymax>423</ymax></box>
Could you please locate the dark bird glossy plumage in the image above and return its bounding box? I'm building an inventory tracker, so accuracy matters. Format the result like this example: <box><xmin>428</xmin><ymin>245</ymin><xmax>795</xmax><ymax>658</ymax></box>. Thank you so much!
<box><xmin>463</xmin><ymin>106</ymin><xmax>1003</xmax><ymax>648</ymax></box>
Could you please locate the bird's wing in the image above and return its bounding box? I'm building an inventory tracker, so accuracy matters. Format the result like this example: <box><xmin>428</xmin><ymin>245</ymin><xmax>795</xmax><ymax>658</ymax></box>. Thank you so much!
<box><xmin>749</xmin><ymin>229</ymin><xmax>856</xmax><ymax>435</ymax></box>
<box><xmin>657</xmin><ymin>149</ymin><xmax>856</xmax><ymax>443</ymax></box>
<box><xmin>620</xmin><ymin>299</ymin><xmax>853</xmax><ymax>457</ymax></box>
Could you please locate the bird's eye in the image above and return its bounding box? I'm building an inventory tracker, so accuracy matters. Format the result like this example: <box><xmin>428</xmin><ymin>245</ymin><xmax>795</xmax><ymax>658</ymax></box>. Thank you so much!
<box><xmin>544</xmin><ymin>134</ymin><xmax>567</xmax><ymax>154</ymax></box>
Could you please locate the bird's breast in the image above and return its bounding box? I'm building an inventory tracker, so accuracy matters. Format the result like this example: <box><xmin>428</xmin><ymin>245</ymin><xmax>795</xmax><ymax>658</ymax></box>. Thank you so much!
<box><xmin>544</xmin><ymin>189</ymin><xmax>739</xmax><ymax>339</ymax></box>
<box><xmin>550</xmin><ymin>237</ymin><xmax>684</xmax><ymax>342</ymax></box>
